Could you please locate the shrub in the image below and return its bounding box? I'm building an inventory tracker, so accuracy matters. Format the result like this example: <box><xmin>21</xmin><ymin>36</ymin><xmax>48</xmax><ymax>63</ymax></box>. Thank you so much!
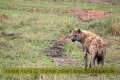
<box><xmin>111</xmin><ymin>15</ymin><xmax>120</xmax><ymax>36</ymax></box>
<box><xmin>89</xmin><ymin>14</ymin><xmax>120</xmax><ymax>36</ymax></box>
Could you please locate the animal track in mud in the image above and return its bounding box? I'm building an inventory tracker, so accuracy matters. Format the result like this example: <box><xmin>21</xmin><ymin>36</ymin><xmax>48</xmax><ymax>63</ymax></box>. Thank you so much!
<box><xmin>44</xmin><ymin>36</ymin><xmax>80</xmax><ymax>67</ymax></box>
<box><xmin>45</xmin><ymin>40</ymin><xmax>67</xmax><ymax>58</ymax></box>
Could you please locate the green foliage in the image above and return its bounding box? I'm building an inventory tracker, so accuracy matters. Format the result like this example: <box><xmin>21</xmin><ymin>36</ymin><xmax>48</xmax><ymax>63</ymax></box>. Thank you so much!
<box><xmin>89</xmin><ymin>14</ymin><xmax>120</xmax><ymax>36</ymax></box>
<box><xmin>111</xmin><ymin>15</ymin><xmax>120</xmax><ymax>36</ymax></box>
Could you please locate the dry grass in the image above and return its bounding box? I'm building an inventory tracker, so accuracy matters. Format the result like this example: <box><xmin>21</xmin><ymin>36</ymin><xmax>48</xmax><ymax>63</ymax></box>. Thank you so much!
<box><xmin>111</xmin><ymin>15</ymin><xmax>120</xmax><ymax>36</ymax></box>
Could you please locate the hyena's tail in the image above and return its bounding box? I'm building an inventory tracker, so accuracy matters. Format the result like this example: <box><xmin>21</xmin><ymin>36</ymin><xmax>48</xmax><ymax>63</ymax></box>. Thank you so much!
<box><xmin>97</xmin><ymin>47</ymin><xmax>104</xmax><ymax>65</ymax></box>
<box><xmin>97</xmin><ymin>56</ymin><xmax>102</xmax><ymax>65</ymax></box>
<box><xmin>97</xmin><ymin>47</ymin><xmax>106</xmax><ymax>65</ymax></box>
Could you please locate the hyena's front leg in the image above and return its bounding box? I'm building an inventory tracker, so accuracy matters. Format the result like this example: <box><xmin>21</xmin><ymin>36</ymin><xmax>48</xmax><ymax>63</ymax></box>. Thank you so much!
<box><xmin>84</xmin><ymin>51</ymin><xmax>88</xmax><ymax>68</ymax></box>
<box><xmin>89</xmin><ymin>60</ymin><xmax>91</xmax><ymax>68</ymax></box>
<box><xmin>83</xmin><ymin>45</ymin><xmax>88</xmax><ymax>68</ymax></box>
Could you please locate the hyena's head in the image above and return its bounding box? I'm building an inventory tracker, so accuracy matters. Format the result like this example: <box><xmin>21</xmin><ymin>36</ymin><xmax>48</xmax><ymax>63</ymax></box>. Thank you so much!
<box><xmin>69</xmin><ymin>28</ymin><xmax>82</xmax><ymax>42</ymax></box>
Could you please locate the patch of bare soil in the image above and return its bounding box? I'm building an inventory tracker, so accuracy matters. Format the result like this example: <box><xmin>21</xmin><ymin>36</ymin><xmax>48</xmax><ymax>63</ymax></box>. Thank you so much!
<box><xmin>48</xmin><ymin>8</ymin><xmax>114</xmax><ymax>26</ymax></box>
<box><xmin>45</xmin><ymin>40</ymin><xmax>66</xmax><ymax>58</ymax></box>
<box><xmin>0</xmin><ymin>41</ymin><xmax>13</xmax><ymax>51</ymax></box>
<box><xmin>0</xmin><ymin>41</ymin><xmax>9</xmax><ymax>48</ymax></box>
<box><xmin>44</xmin><ymin>36</ymin><xmax>79</xmax><ymax>67</ymax></box>
<box><xmin>58</xmin><ymin>9</ymin><xmax>114</xmax><ymax>25</ymax></box>
<box><xmin>0</xmin><ymin>14</ymin><xmax>9</xmax><ymax>20</ymax></box>
<box><xmin>88</xmin><ymin>0</ymin><xmax>120</xmax><ymax>6</ymax></box>
<box><xmin>1</xmin><ymin>32</ymin><xmax>26</xmax><ymax>39</ymax></box>
<box><xmin>0</xmin><ymin>14</ymin><xmax>9</xmax><ymax>23</ymax></box>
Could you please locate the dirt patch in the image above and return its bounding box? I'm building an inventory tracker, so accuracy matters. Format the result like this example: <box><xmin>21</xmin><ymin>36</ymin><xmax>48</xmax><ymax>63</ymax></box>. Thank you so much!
<box><xmin>0</xmin><ymin>14</ymin><xmax>9</xmax><ymax>23</ymax></box>
<box><xmin>28</xmin><ymin>8</ymin><xmax>38</xmax><ymax>12</ymax></box>
<box><xmin>0</xmin><ymin>41</ymin><xmax>13</xmax><ymax>51</ymax></box>
<box><xmin>49</xmin><ymin>8</ymin><xmax>114</xmax><ymax>26</ymax></box>
<box><xmin>58</xmin><ymin>9</ymin><xmax>114</xmax><ymax>25</ymax></box>
<box><xmin>44</xmin><ymin>36</ymin><xmax>79</xmax><ymax>67</ymax></box>
<box><xmin>45</xmin><ymin>40</ymin><xmax>66</xmax><ymax>58</ymax></box>
<box><xmin>59</xmin><ymin>9</ymin><xmax>113</xmax><ymax>19</ymax></box>
<box><xmin>87</xmin><ymin>0</ymin><xmax>120</xmax><ymax>6</ymax></box>
<box><xmin>53</xmin><ymin>57</ymin><xmax>78</xmax><ymax>67</ymax></box>
<box><xmin>1</xmin><ymin>32</ymin><xmax>26</xmax><ymax>39</ymax></box>
<box><xmin>0</xmin><ymin>14</ymin><xmax>9</xmax><ymax>20</ymax></box>
<box><xmin>0</xmin><ymin>41</ymin><xmax>9</xmax><ymax>48</ymax></box>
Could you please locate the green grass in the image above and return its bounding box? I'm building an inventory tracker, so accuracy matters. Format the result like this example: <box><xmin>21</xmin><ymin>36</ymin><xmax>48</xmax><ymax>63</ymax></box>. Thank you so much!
<box><xmin>0</xmin><ymin>0</ymin><xmax>120</xmax><ymax>80</ymax></box>
<box><xmin>88</xmin><ymin>14</ymin><xmax>120</xmax><ymax>36</ymax></box>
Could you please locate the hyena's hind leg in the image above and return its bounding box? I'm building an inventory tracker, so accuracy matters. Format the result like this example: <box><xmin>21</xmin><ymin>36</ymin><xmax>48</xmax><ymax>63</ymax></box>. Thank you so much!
<box><xmin>90</xmin><ymin>54</ymin><xmax>96</xmax><ymax>68</ymax></box>
<box><xmin>97</xmin><ymin>56</ymin><xmax>105</xmax><ymax>68</ymax></box>
<box><xmin>89</xmin><ymin>47</ymin><xmax>97</xmax><ymax>68</ymax></box>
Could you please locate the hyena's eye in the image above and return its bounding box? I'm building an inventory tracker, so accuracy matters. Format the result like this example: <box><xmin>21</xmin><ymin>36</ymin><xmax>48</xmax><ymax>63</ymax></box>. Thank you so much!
<box><xmin>74</xmin><ymin>35</ymin><xmax>77</xmax><ymax>37</ymax></box>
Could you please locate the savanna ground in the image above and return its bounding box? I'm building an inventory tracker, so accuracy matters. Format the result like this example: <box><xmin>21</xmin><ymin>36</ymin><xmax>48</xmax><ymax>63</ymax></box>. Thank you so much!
<box><xmin>0</xmin><ymin>0</ymin><xmax>120</xmax><ymax>80</ymax></box>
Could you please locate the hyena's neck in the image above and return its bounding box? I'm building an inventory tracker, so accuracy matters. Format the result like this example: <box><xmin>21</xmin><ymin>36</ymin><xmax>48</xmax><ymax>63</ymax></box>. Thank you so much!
<box><xmin>78</xmin><ymin>39</ymin><xmax>83</xmax><ymax>43</ymax></box>
<box><xmin>78</xmin><ymin>31</ymin><xmax>87</xmax><ymax>44</ymax></box>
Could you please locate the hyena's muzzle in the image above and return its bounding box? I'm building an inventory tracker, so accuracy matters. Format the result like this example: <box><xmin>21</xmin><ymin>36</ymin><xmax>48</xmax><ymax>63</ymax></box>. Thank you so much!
<box><xmin>71</xmin><ymin>35</ymin><xmax>77</xmax><ymax>42</ymax></box>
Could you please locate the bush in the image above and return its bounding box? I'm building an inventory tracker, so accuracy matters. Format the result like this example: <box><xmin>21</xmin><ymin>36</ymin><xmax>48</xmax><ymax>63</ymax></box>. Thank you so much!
<box><xmin>89</xmin><ymin>14</ymin><xmax>120</xmax><ymax>36</ymax></box>
<box><xmin>111</xmin><ymin>15</ymin><xmax>120</xmax><ymax>36</ymax></box>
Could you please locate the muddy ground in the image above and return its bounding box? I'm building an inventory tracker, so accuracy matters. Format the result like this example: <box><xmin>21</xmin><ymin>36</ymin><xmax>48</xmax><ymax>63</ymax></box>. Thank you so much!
<box><xmin>44</xmin><ymin>35</ymin><xmax>79</xmax><ymax>67</ymax></box>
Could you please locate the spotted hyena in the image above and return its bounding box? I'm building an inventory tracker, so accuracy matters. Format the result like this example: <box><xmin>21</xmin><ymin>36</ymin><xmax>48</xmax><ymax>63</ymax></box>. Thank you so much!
<box><xmin>69</xmin><ymin>28</ymin><xmax>106</xmax><ymax>68</ymax></box>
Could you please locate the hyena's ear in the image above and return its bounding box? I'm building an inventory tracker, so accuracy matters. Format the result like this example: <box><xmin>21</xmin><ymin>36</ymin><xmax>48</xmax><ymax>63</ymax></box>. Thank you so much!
<box><xmin>78</xmin><ymin>29</ymin><xmax>81</xmax><ymax>33</ymax></box>
<box><xmin>69</xmin><ymin>30</ymin><xmax>72</xmax><ymax>34</ymax></box>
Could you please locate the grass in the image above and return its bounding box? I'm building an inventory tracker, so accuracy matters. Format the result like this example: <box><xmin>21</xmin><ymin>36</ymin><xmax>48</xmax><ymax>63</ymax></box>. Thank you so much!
<box><xmin>0</xmin><ymin>0</ymin><xmax>120</xmax><ymax>80</ymax></box>
<box><xmin>89</xmin><ymin>14</ymin><xmax>120</xmax><ymax>36</ymax></box>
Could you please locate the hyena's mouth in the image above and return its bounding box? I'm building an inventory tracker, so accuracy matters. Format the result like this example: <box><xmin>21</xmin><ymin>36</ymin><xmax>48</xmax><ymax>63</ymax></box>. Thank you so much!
<box><xmin>71</xmin><ymin>39</ymin><xmax>76</xmax><ymax>42</ymax></box>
